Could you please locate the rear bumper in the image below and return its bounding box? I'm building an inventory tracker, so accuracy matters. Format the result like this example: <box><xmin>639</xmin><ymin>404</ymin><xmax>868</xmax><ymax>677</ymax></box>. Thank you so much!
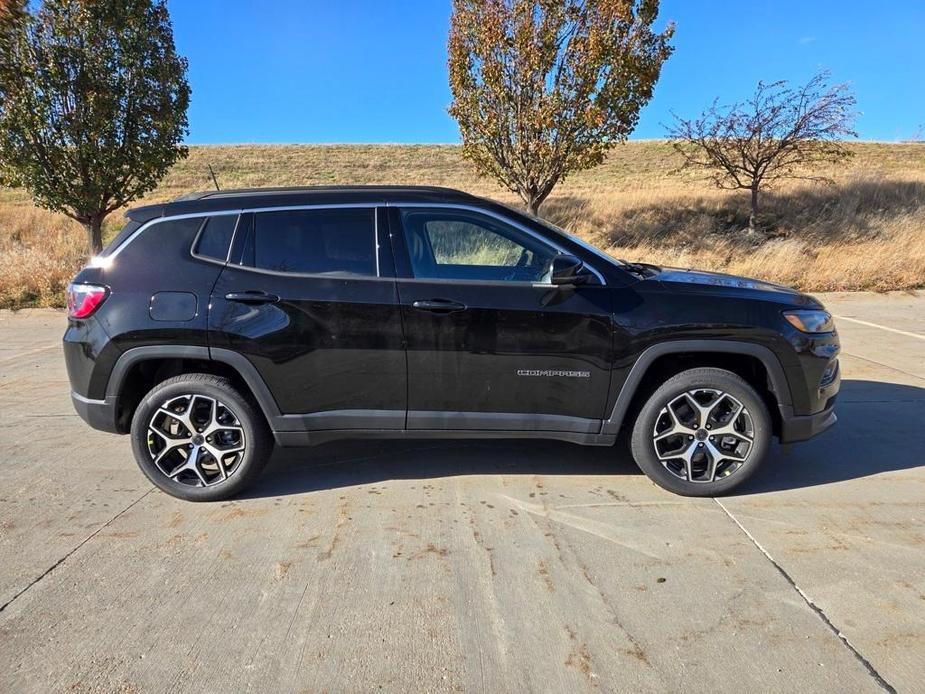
<box><xmin>70</xmin><ymin>391</ymin><xmax>121</xmax><ymax>434</ymax></box>
<box><xmin>779</xmin><ymin>400</ymin><xmax>837</xmax><ymax>443</ymax></box>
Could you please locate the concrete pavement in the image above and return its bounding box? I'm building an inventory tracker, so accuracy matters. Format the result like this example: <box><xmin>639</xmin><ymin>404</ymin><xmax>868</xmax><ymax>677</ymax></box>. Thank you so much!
<box><xmin>0</xmin><ymin>292</ymin><xmax>922</xmax><ymax>693</ymax></box>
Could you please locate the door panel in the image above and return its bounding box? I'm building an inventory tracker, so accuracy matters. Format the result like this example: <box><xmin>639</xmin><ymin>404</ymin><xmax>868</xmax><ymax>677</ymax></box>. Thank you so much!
<box><xmin>398</xmin><ymin>282</ymin><xmax>612</xmax><ymax>427</ymax></box>
<box><xmin>389</xmin><ymin>207</ymin><xmax>613</xmax><ymax>429</ymax></box>
<box><xmin>209</xmin><ymin>208</ymin><xmax>406</xmax><ymax>428</ymax></box>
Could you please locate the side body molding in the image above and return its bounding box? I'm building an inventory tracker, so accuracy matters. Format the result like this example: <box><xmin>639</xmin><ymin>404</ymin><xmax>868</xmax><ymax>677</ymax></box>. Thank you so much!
<box><xmin>600</xmin><ymin>340</ymin><xmax>792</xmax><ymax>436</ymax></box>
<box><xmin>105</xmin><ymin>346</ymin><xmax>402</xmax><ymax>435</ymax></box>
<box><xmin>104</xmin><ymin>340</ymin><xmax>792</xmax><ymax>443</ymax></box>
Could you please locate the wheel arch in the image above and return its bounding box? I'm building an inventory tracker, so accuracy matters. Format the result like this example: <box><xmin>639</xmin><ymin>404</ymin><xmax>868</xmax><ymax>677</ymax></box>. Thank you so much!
<box><xmin>105</xmin><ymin>346</ymin><xmax>281</xmax><ymax>433</ymax></box>
<box><xmin>602</xmin><ymin>340</ymin><xmax>791</xmax><ymax>437</ymax></box>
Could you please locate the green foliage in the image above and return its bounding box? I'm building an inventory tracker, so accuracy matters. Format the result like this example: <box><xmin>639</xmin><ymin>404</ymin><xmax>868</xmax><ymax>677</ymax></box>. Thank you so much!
<box><xmin>448</xmin><ymin>0</ymin><xmax>674</xmax><ymax>214</ymax></box>
<box><xmin>0</xmin><ymin>0</ymin><xmax>190</xmax><ymax>253</ymax></box>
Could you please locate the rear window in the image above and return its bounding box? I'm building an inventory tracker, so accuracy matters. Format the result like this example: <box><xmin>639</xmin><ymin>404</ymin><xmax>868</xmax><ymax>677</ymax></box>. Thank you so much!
<box><xmin>193</xmin><ymin>215</ymin><xmax>238</xmax><ymax>261</ymax></box>
<box><xmin>243</xmin><ymin>208</ymin><xmax>376</xmax><ymax>276</ymax></box>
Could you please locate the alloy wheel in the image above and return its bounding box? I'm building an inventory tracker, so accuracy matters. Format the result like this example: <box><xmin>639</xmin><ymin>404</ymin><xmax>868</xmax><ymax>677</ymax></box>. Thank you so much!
<box><xmin>146</xmin><ymin>394</ymin><xmax>246</xmax><ymax>487</ymax></box>
<box><xmin>651</xmin><ymin>388</ymin><xmax>755</xmax><ymax>483</ymax></box>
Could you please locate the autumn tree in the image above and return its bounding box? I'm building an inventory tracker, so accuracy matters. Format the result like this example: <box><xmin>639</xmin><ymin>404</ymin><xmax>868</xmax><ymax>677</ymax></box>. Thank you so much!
<box><xmin>0</xmin><ymin>0</ymin><xmax>190</xmax><ymax>254</ymax></box>
<box><xmin>0</xmin><ymin>0</ymin><xmax>27</xmax><ymax>71</ymax></box>
<box><xmin>448</xmin><ymin>0</ymin><xmax>673</xmax><ymax>215</ymax></box>
<box><xmin>667</xmin><ymin>71</ymin><xmax>857</xmax><ymax>231</ymax></box>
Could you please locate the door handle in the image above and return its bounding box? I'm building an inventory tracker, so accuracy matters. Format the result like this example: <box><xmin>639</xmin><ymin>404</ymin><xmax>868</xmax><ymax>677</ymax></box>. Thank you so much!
<box><xmin>412</xmin><ymin>299</ymin><xmax>467</xmax><ymax>314</ymax></box>
<box><xmin>225</xmin><ymin>291</ymin><xmax>280</xmax><ymax>304</ymax></box>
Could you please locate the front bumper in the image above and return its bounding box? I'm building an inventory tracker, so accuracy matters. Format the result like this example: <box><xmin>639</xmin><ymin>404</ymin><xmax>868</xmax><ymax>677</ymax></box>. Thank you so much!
<box><xmin>779</xmin><ymin>399</ymin><xmax>837</xmax><ymax>443</ymax></box>
<box><xmin>777</xmin><ymin>333</ymin><xmax>840</xmax><ymax>443</ymax></box>
<box><xmin>71</xmin><ymin>391</ymin><xmax>121</xmax><ymax>434</ymax></box>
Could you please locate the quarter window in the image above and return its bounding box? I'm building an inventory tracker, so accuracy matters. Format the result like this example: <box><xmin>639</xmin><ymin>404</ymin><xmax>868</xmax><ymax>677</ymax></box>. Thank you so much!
<box><xmin>193</xmin><ymin>215</ymin><xmax>238</xmax><ymax>261</ymax></box>
<box><xmin>243</xmin><ymin>208</ymin><xmax>376</xmax><ymax>276</ymax></box>
<box><xmin>99</xmin><ymin>220</ymin><xmax>142</xmax><ymax>258</ymax></box>
<box><xmin>399</xmin><ymin>208</ymin><xmax>556</xmax><ymax>282</ymax></box>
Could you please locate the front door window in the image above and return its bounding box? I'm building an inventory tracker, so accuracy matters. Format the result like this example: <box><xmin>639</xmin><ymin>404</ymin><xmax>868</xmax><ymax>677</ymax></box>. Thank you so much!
<box><xmin>399</xmin><ymin>208</ymin><xmax>556</xmax><ymax>283</ymax></box>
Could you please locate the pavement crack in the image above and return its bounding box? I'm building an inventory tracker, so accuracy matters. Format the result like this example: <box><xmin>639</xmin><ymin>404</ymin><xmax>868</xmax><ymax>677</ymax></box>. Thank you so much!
<box><xmin>0</xmin><ymin>488</ymin><xmax>153</xmax><ymax>615</ymax></box>
<box><xmin>714</xmin><ymin>498</ymin><xmax>897</xmax><ymax>694</ymax></box>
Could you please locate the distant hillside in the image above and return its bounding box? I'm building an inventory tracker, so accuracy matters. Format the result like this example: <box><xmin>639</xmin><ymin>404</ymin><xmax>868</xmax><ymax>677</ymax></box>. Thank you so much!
<box><xmin>1</xmin><ymin>141</ymin><xmax>923</xmax><ymax>308</ymax></box>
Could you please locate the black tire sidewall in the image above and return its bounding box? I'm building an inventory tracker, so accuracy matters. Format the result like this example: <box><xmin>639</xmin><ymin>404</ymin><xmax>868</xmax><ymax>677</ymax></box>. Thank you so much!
<box><xmin>630</xmin><ymin>369</ymin><xmax>771</xmax><ymax>497</ymax></box>
<box><xmin>130</xmin><ymin>375</ymin><xmax>270</xmax><ymax>502</ymax></box>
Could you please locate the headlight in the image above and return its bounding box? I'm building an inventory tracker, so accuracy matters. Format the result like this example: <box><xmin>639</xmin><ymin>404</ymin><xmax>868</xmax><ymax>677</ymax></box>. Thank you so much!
<box><xmin>783</xmin><ymin>310</ymin><xmax>835</xmax><ymax>333</ymax></box>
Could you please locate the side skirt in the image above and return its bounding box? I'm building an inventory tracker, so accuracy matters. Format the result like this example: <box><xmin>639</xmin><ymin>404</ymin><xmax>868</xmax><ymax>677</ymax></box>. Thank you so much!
<box><xmin>273</xmin><ymin>428</ymin><xmax>617</xmax><ymax>447</ymax></box>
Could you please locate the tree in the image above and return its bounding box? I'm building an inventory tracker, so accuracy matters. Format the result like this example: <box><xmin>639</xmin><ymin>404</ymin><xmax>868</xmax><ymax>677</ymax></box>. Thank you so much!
<box><xmin>667</xmin><ymin>71</ymin><xmax>857</xmax><ymax>231</ymax></box>
<box><xmin>448</xmin><ymin>0</ymin><xmax>673</xmax><ymax>215</ymax></box>
<box><xmin>0</xmin><ymin>0</ymin><xmax>27</xmax><ymax>68</ymax></box>
<box><xmin>0</xmin><ymin>0</ymin><xmax>190</xmax><ymax>254</ymax></box>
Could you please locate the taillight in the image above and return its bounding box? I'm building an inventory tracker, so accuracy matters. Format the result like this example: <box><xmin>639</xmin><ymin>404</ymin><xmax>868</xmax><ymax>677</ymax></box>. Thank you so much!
<box><xmin>66</xmin><ymin>283</ymin><xmax>108</xmax><ymax>319</ymax></box>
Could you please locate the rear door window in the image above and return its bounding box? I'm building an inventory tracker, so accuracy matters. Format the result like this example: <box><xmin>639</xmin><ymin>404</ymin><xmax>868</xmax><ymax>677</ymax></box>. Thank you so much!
<box><xmin>243</xmin><ymin>208</ymin><xmax>377</xmax><ymax>276</ymax></box>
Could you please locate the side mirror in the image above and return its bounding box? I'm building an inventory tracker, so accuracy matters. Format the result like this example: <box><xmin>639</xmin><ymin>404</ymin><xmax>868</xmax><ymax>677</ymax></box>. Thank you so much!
<box><xmin>550</xmin><ymin>254</ymin><xmax>587</xmax><ymax>286</ymax></box>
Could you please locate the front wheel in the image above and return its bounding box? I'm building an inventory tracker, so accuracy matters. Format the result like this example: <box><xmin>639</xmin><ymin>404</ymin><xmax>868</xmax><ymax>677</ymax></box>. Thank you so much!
<box><xmin>130</xmin><ymin>374</ymin><xmax>272</xmax><ymax>502</ymax></box>
<box><xmin>630</xmin><ymin>368</ymin><xmax>772</xmax><ymax>496</ymax></box>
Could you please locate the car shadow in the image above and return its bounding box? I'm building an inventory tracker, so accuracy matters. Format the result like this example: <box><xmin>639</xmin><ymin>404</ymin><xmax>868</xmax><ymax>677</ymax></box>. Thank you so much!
<box><xmin>237</xmin><ymin>379</ymin><xmax>925</xmax><ymax>500</ymax></box>
<box><xmin>239</xmin><ymin>437</ymin><xmax>637</xmax><ymax>499</ymax></box>
<box><xmin>739</xmin><ymin>378</ymin><xmax>925</xmax><ymax>494</ymax></box>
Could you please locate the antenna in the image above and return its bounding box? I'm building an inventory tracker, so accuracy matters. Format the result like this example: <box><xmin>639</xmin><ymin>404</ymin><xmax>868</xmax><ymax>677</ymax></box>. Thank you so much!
<box><xmin>208</xmin><ymin>165</ymin><xmax>221</xmax><ymax>191</ymax></box>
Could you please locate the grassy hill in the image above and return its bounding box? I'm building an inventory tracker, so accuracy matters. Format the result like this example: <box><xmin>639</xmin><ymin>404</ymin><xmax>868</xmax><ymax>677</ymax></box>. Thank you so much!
<box><xmin>1</xmin><ymin>141</ymin><xmax>923</xmax><ymax>308</ymax></box>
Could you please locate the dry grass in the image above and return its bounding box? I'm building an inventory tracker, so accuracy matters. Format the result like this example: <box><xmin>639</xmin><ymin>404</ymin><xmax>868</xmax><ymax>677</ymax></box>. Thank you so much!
<box><xmin>1</xmin><ymin>141</ymin><xmax>923</xmax><ymax>307</ymax></box>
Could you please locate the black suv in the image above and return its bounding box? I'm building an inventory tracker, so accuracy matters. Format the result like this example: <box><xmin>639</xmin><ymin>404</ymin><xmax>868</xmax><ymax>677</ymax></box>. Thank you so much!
<box><xmin>64</xmin><ymin>186</ymin><xmax>839</xmax><ymax>501</ymax></box>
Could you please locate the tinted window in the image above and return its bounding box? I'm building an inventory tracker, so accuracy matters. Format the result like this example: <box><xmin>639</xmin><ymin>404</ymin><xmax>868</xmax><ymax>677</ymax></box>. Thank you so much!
<box><xmin>244</xmin><ymin>208</ymin><xmax>376</xmax><ymax>276</ymax></box>
<box><xmin>399</xmin><ymin>208</ymin><xmax>555</xmax><ymax>282</ymax></box>
<box><xmin>99</xmin><ymin>220</ymin><xmax>141</xmax><ymax>257</ymax></box>
<box><xmin>193</xmin><ymin>215</ymin><xmax>237</xmax><ymax>261</ymax></box>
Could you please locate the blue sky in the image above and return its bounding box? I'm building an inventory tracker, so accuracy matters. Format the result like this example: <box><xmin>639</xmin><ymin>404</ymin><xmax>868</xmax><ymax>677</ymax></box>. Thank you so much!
<box><xmin>169</xmin><ymin>1</ymin><xmax>925</xmax><ymax>144</ymax></box>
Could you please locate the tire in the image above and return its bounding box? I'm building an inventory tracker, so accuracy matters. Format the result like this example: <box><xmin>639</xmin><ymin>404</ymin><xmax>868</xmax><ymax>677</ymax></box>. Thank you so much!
<box><xmin>630</xmin><ymin>368</ymin><xmax>771</xmax><ymax>496</ymax></box>
<box><xmin>130</xmin><ymin>373</ymin><xmax>272</xmax><ymax>502</ymax></box>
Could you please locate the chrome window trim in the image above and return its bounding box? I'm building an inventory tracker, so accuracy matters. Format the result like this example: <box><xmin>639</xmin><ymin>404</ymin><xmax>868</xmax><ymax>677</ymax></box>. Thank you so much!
<box><xmin>99</xmin><ymin>200</ymin><xmax>606</xmax><ymax>285</ymax></box>
<box><xmin>189</xmin><ymin>213</ymin><xmax>244</xmax><ymax>266</ymax></box>
<box><xmin>222</xmin><ymin>265</ymin><xmax>395</xmax><ymax>281</ymax></box>
<box><xmin>226</xmin><ymin>209</ymin><xmax>246</xmax><ymax>263</ymax></box>
<box><xmin>374</xmin><ymin>207</ymin><xmax>381</xmax><ymax>277</ymax></box>
<box><xmin>387</xmin><ymin>202</ymin><xmax>607</xmax><ymax>285</ymax></box>
<box><xmin>105</xmin><ymin>203</ymin><xmax>380</xmax><ymax>273</ymax></box>
<box><xmin>102</xmin><ymin>209</ymin><xmax>243</xmax><ymax>263</ymax></box>
<box><xmin>386</xmin><ymin>277</ymin><xmax>570</xmax><ymax>289</ymax></box>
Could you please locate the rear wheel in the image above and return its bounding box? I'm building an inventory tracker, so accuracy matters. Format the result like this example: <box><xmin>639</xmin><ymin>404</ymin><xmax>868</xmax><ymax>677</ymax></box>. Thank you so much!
<box><xmin>630</xmin><ymin>368</ymin><xmax>771</xmax><ymax>496</ymax></box>
<box><xmin>130</xmin><ymin>374</ymin><xmax>272</xmax><ymax>501</ymax></box>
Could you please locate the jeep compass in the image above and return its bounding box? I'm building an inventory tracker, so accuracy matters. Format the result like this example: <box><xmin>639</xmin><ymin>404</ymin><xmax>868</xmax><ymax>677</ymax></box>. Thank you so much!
<box><xmin>64</xmin><ymin>186</ymin><xmax>839</xmax><ymax>501</ymax></box>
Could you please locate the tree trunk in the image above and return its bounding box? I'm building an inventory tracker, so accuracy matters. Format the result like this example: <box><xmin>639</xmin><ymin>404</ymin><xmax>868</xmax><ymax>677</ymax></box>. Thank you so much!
<box><xmin>525</xmin><ymin>188</ymin><xmax>552</xmax><ymax>217</ymax></box>
<box><xmin>748</xmin><ymin>185</ymin><xmax>760</xmax><ymax>231</ymax></box>
<box><xmin>84</xmin><ymin>216</ymin><xmax>104</xmax><ymax>256</ymax></box>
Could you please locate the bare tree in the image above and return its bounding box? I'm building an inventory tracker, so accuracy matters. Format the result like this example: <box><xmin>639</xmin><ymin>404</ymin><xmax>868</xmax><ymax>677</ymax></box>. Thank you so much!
<box><xmin>667</xmin><ymin>71</ymin><xmax>857</xmax><ymax>231</ymax></box>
